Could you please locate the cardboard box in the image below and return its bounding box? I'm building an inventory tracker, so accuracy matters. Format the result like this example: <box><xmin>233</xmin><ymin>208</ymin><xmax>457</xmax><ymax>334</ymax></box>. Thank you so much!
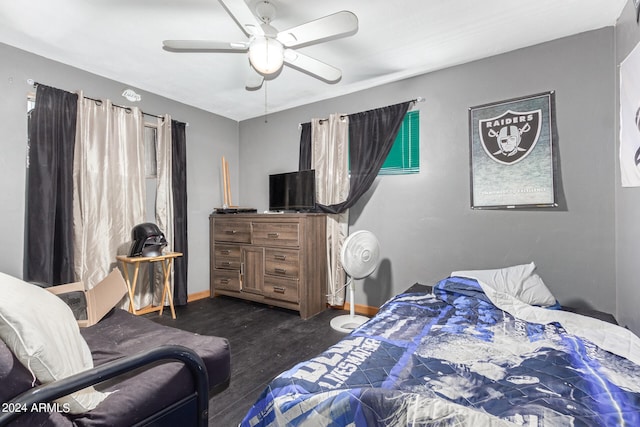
<box><xmin>47</xmin><ymin>269</ymin><xmax>128</xmax><ymax>327</ymax></box>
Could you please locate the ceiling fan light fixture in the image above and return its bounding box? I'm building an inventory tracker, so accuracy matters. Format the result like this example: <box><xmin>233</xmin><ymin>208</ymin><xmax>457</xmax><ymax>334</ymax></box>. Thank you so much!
<box><xmin>249</xmin><ymin>36</ymin><xmax>284</xmax><ymax>75</ymax></box>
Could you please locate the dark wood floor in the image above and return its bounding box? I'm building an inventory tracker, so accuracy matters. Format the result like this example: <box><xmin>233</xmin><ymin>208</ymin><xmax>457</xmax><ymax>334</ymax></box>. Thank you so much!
<box><xmin>147</xmin><ymin>296</ymin><xmax>348</xmax><ymax>426</ymax></box>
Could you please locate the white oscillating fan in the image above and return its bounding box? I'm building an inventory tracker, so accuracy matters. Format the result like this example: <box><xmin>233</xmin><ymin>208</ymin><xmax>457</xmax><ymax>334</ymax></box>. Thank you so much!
<box><xmin>330</xmin><ymin>230</ymin><xmax>380</xmax><ymax>333</ymax></box>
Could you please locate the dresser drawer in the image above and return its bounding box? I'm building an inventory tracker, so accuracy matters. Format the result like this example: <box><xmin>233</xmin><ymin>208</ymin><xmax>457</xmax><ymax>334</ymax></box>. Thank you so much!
<box><xmin>265</xmin><ymin>248</ymin><xmax>300</xmax><ymax>278</ymax></box>
<box><xmin>214</xmin><ymin>245</ymin><xmax>242</xmax><ymax>270</ymax></box>
<box><xmin>252</xmin><ymin>222</ymin><xmax>300</xmax><ymax>247</ymax></box>
<box><xmin>210</xmin><ymin>213</ymin><xmax>327</xmax><ymax>320</ymax></box>
<box><xmin>264</xmin><ymin>276</ymin><xmax>299</xmax><ymax>303</ymax></box>
<box><xmin>213</xmin><ymin>220</ymin><xmax>251</xmax><ymax>243</ymax></box>
<box><xmin>212</xmin><ymin>269</ymin><xmax>241</xmax><ymax>292</ymax></box>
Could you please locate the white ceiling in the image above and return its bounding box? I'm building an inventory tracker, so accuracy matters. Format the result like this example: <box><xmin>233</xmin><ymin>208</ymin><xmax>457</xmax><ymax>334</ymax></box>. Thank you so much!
<box><xmin>0</xmin><ymin>0</ymin><xmax>626</xmax><ymax>121</ymax></box>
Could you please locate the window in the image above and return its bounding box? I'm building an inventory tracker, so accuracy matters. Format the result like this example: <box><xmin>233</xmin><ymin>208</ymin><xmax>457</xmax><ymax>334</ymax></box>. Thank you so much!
<box><xmin>144</xmin><ymin>124</ymin><xmax>158</xmax><ymax>223</ymax></box>
<box><xmin>379</xmin><ymin>110</ymin><xmax>420</xmax><ymax>175</ymax></box>
<box><xmin>144</xmin><ymin>125</ymin><xmax>158</xmax><ymax>178</ymax></box>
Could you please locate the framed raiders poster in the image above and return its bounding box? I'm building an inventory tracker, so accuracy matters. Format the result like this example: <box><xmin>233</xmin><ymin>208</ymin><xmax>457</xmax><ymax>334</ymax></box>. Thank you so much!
<box><xmin>469</xmin><ymin>91</ymin><xmax>557</xmax><ymax>209</ymax></box>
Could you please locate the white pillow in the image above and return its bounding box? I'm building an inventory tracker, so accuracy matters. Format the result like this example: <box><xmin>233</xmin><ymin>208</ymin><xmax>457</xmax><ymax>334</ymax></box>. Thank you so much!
<box><xmin>0</xmin><ymin>272</ymin><xmax>107</xmax><ymax>413</ymax></box>
<box><xmin>451</xmin><ymin>262</ymin><xmax>556</xmax><ymax>307</ymax></box>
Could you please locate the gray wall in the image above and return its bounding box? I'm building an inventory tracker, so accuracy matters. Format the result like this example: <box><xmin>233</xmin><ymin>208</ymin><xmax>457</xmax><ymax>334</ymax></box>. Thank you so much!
<box><xmin>239</xmin><ymin>28</ymin><xmax>619</xmax><ymax>318</ymax></box>
<box><xmin>0</xmin><ymin>24</ymin><xmax>628</xmax><ymax>329</ymax></box>
<box><xmin>615</xmin><ymin>1</ymin><xmax>640</xmax><ymax>334</ymax></box>
<box><xmin>0</xmin><ymin>42</ymin><xmax>239</xmax><ymax>295</ymax></box>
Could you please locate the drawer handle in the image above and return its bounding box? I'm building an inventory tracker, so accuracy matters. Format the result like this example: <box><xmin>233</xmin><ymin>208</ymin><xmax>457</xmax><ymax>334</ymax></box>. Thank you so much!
<box><xmin>225</xmin><ymin>230</ymin><xmax>237</xmax><ymax>235</ymax></box>
<box><xmin>274</xmin><ymin>268</ymin><xmax>287</xmax><ymax>275</ymax></box>
<box><xmin>220</xmin><ymin>249</ymin><xmax>231</xmax><ymax>255</ymax></box>
<box><xmin>221</xmin><ymin>261</ymin><xmax>231</xmax><ymax>267</ymax></box>
<box><xmin>267</xmin><ymin>232</ymin><xmax>279</xmax><ymax>238</ymax></box>
<box><xmin>273</xmin><ymin>286</ymin><xmax>286</xmax><ymax>294</ymax></box>
<box><xmin>274</xmin><ymin>254</ymin><xmax>287</xmax><ymax>261</ymax></box>
<box><xmin>220</xmin><ymin>279</ymin><xmax>229</xmax><ymax>284</ymax></box>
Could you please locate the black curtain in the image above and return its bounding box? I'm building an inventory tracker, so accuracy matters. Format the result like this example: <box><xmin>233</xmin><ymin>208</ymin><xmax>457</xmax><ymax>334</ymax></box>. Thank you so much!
<box><xmin>24</xmin><ymin>84</ymin><xmax>78</xmax><ymax>286</ymax></box>
<box><xmin>171</xmin><ymin>120</ymin><xmax>188</xmax><ymax>305</ymax></box>
<box><xmin>299</xmin><ymin>101</ymin><xmax>411</xmax><ymax>214</ymax></box>
<box><xmin>298</xmin><ymin>121</ymin><xmax>312</xmax><ymax>171</ymax></box>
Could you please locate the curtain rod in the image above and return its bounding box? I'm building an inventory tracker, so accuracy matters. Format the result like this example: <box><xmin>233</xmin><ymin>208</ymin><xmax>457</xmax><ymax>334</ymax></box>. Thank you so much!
<box><xmin>299</xmin><ymin>97</ymin><xmax>425</xmax><ymax>128</ymax></box>
<box><xmin>27</xmin><ymin>79</ymin><xmax>189</xmax><ymax>126</ymax></box>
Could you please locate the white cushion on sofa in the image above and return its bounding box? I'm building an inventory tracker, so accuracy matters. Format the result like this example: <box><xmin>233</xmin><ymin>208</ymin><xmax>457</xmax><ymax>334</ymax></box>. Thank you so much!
<box><xmin>0</xmin><ymin>272</ymin><xmax>107</xmax><ymax>413</ymax></box>
<box><xmin>451</xmin><ymin>262</ymin><xmax>557</xmax><ymax>307</ymax></box>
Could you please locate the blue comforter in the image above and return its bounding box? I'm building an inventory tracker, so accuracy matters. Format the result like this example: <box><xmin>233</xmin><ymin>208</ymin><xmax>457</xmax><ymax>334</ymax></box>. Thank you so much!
<box><xmin>241</xmin><ymin>277</ymin><xmax>640</xmax><ymax>426</ymax></box>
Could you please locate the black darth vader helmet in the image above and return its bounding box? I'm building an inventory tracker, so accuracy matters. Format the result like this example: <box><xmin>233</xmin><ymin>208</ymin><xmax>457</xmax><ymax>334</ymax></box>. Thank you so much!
<box><xmin>129</xmin><ymin>223</ymin><xmax>168</xmax><ymax>257</ymax></box>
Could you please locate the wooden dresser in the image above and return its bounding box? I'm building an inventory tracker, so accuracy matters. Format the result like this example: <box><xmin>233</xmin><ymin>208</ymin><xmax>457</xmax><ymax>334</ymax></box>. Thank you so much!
<box><xmin>209</xmin><ymin>213</ymin><xmax>327</xmax><ymax>319</ymax></box>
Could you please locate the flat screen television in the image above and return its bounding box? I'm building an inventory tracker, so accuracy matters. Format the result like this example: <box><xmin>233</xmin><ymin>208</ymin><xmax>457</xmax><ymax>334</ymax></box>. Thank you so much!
<box><xmin>269</xmin><ymin>170</ymin><xmax>316</xmax><ymax>212</ymax></box>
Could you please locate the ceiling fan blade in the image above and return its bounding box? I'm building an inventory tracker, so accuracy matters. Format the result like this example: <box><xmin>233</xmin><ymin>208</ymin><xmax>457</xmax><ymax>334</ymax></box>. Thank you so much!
<box><xmin>283</xmin><ymin>49</ymin><xmax>342</xmax><ymax>83</ymax></box>
<box><xmin>246</xmin><ymin>65</ymin><xmax>264</xmax><ymax>90</ymax></box>
<box><xmin>277</xmin><ymin>11</ymin><xmax>358</xmax><ymax>48</ymax></box>
<box><xmin>163</xmin><ymin>40</ymin><xmax>248</xmax><ymax>52</ymax></box>
<box><xmin>218</xmin><ymin>0</ymin><xmax>265</xmax><ymax>37</ymax></box>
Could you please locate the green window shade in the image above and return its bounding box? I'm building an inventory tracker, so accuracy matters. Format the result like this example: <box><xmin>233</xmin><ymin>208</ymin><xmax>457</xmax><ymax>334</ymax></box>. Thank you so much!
<box><xmin>379</xmin><ymin>110</ymin><xmax>420</xmax><ymax>175</ymax></box>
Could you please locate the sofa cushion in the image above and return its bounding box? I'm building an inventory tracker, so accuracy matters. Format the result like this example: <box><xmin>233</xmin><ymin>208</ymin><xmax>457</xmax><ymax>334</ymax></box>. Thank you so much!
<box><xmin>0</xmin><ymin>272</ymin><xmax>107</xmax><ymax>413</ymax></box>
<box><xmin>0</xmin><ymin>337</ymin><xmax>35</xmax><ymax>403</ymax></box>
<box><xmin>60</xmin><ymin>308</ymin><xmax>231</xmax><ymax>426</ymax></box>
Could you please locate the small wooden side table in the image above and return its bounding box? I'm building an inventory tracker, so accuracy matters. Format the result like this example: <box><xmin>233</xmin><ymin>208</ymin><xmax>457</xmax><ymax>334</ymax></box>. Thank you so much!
<box><xmin>116</xmin><ymin>252</ymin><xmax>183</xmax><ymax>319</ymax></box>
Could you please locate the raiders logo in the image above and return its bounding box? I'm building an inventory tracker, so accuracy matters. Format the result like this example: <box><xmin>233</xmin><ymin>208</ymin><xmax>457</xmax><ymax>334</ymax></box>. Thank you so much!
<box><xmin>479</xmin><ymin>109</ymin><xmax>542</xmax><ymax>165</ymax></box>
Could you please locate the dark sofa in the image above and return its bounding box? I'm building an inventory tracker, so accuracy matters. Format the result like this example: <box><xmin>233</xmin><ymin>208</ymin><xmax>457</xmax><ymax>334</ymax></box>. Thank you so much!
<box><xmin>0</xmin><ymin>308</ymin><xmax>230</xmax><ymax>426</ymax></box>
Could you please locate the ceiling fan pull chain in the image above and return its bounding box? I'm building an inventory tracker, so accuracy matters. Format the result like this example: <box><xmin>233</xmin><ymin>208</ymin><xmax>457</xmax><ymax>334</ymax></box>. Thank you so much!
<box><xmin>264</xmin><ymin>80</ymin><xmax>268</xmax><ymax>123</ymax></box>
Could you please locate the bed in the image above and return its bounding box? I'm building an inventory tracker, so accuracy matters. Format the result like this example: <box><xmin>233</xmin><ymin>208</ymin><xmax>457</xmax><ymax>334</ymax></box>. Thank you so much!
<box><xmin>241</xmin><ymin>263</ymin><xmax>640</xmax><ymax>426</ymax></box>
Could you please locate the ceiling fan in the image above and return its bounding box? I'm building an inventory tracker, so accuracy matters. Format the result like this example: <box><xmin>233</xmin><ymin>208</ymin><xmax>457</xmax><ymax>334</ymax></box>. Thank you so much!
<box><xmin>163</xmin><ymin>0</ymin><xmax>359</xmax><ymax>90</ymax></box>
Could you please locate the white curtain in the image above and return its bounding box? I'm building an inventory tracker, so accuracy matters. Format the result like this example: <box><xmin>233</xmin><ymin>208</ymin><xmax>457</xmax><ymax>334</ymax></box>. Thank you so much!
<box><xmin>154</xmin><ymin>115</ymin><xmax>174</xmax><ymax>305</ymax></box>
<box><xmin>311</xmin><ymin>114</ymin><xmax>349</xmax><ymax>306</ymax></box>
<box><xmin>73</xmin><ymin>94</ymin><xmax>146</xmax><ymax>292</ymax></box>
